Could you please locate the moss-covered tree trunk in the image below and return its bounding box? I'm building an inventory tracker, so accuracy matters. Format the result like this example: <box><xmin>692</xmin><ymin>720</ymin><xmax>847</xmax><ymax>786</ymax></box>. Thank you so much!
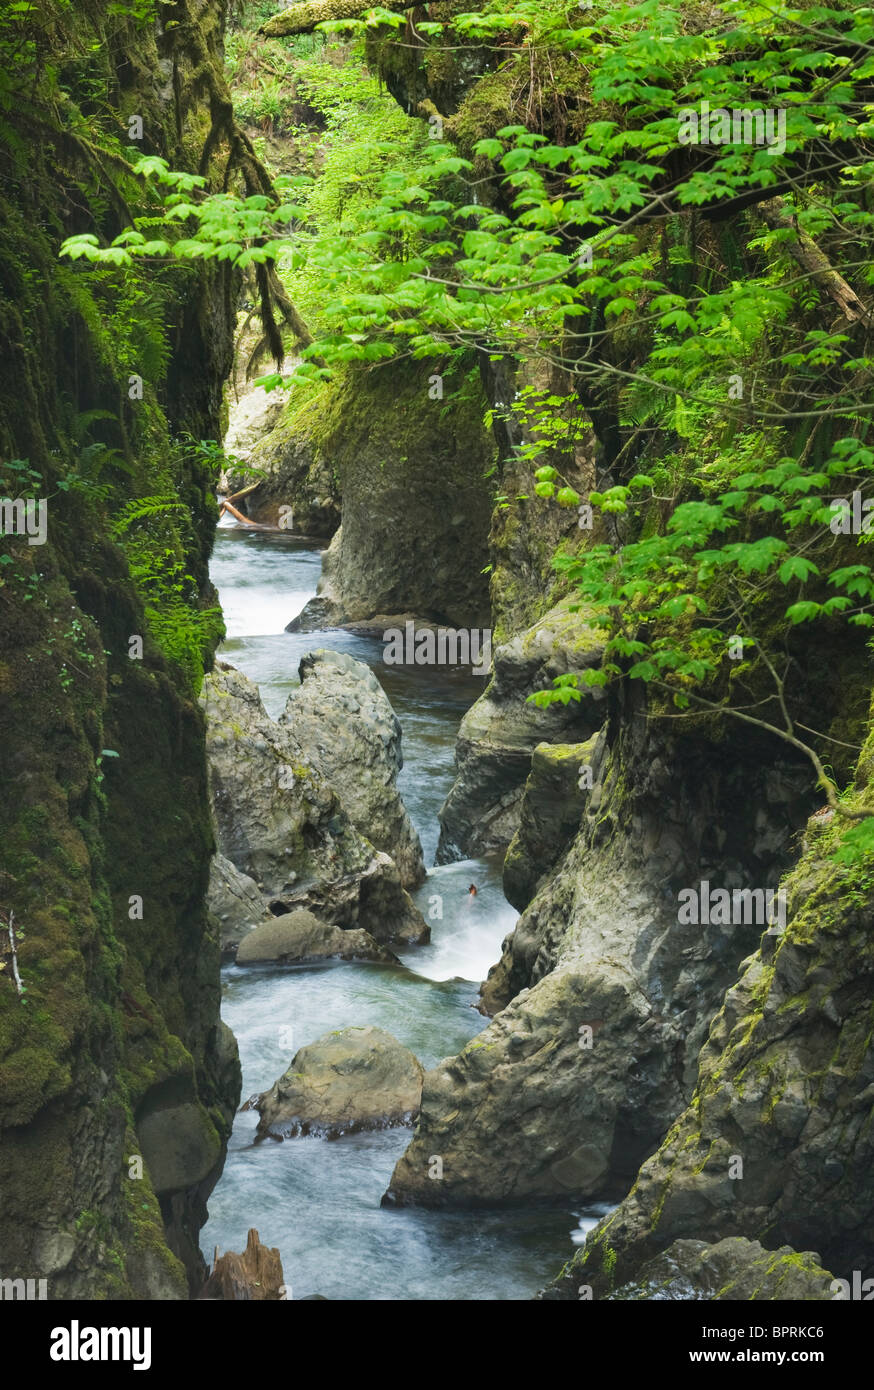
<box><xmin>0</xmin><ymin>0</ymin><xmax>250</xmax><ymax>1297</ymax></box>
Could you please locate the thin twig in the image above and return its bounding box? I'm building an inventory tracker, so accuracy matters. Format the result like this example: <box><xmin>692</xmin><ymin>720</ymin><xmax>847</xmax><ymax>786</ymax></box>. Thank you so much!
<box><xmin>2</xmin><ymin>909</ymin><xmax>24</xmax><ymax>996</ymax></box>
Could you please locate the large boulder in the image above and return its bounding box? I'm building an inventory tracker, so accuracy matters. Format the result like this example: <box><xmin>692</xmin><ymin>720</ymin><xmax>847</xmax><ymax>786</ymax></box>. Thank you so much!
<box><xmin>136</xmin><ymin>1101</ymin><xmax>223</xmax><ymax>1197</ymax></box>
<box><xmin>255</xmin><ymin>1026</ymin><xmax>424</xmax><ymax>1139</ymax></box>
<box><xmin>227</xmin><ymin>404</ymin><xmax>340</xmax><ymax>537</ymax></box>
<box><xmin>279</xmin><ymin>649</ymin><xmax>425</xmax><ymax>889</ymax></box>
<box><xmin>435</xmin><ymin>599</ymin><xmax>606</xmax><ymax>863</ymax></box>
<box><xmin>206</xmin><ymin>852</ymin><xmax>271</xmax><ymax>958</ymax></box>
<box><xmin>201</xmin><ymin>664</ymin><xmax>427</xmax><ymax>945</ymax></box>
<box><xmin>235</xmin><ymin>910</ymin><xmax>397</xmax><ymax>965</ymax></box>
<box><xmin>220</xmin><ymin>342</ymin><xmax>340</xmax><ymax>537</ymax></box>
<box><xmin>287</xmin><ymin>361</ymin><xmax>495</xmax><ymax>631</ymax></box>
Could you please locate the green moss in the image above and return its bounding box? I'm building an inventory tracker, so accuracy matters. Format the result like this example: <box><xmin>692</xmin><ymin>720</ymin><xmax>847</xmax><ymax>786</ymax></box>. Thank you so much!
<box><xmin>0</xmin><ymin>0</ymin><xmax>241</xmax><ymax>1297</ymax></box>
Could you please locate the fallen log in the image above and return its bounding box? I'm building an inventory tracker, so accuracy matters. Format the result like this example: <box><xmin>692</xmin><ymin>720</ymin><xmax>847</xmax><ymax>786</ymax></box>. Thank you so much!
<box><xmin>219</xmin><ymin>498</ymin><xmax>277</xmax><ymax>530</ymax></box>
<box><xmin>224</xmin><ymin>481</ymin><xmax>261</xmax><ymax>504</ymax></box>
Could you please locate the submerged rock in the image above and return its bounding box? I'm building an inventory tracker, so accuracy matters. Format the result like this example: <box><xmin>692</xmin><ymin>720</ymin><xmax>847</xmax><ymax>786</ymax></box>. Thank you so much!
<box><xmin>235</xmin><ymin>910</ymin><xmax>397</xmax><ymax>965</ymax></box>
<box><xmin>201</xmin><ymin>663</ymin><xmax>428</xmax><ymax>945</ymax></box>
<box><xmin>280</xmin><ymin>649</ymin><xmax>425</xmax><ymax>889</ymax></box>
<box><xmin>255</xmin><ymin>1026</ymin><xmax>424</xmax><ymax>1139</ymax></box>
<box><xmin>435</xmin><ymin>599</ymin><xmax>605</xmax><ymax>863</ymax></box>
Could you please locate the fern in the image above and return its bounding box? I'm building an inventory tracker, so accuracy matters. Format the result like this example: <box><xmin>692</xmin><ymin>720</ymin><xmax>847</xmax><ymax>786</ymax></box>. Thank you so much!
<box><xmin>112</xmin><ymin>495</ymin><xmax>186</xmax><ymax>537</ymax></box>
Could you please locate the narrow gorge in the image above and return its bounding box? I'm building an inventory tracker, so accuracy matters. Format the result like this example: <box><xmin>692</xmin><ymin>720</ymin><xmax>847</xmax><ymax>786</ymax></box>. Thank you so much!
<box><xmin>1</xmin><ymin>0</ymin><xmax>873</xmax><ymax>1331</ymax></box>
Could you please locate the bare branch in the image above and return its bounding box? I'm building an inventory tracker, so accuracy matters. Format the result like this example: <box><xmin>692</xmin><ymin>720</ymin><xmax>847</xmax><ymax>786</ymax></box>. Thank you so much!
<box><xmin>754</xmin><ymin>198</ymin><xmax>873</xmax><ymax>325</ymax></box>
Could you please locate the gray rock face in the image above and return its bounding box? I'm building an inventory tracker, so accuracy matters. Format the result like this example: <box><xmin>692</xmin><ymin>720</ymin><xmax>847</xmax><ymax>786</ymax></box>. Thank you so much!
<box><xmin>435</xmin><ymin>600</ymin><xmax>606</xmax><ymax>863</ymax></box>
<box><xmin>502</xmin><ymin>732</ymin><xmax>606</xmax><ymax>913</ymax></box>
<box><xmin>230</xmin><ymin>414</ymin><xmax>340</xmax><ymax>537</ymax></box>
<box><xmin>224</xmin><ymin>360</ymin><xmax>291</xmax><ymax>462</ymax></box>
<box><xmin>201</xmin><ymin>664</ymin><xmax>427</xmax><ymax>945</ymax></box>
<box><xmin>387</xmin><ymin>708</ymin><xmax>815</xmax><ymax>1210</ymax></box>
<box><xmin>552</xmin><ymin>815</ymin><xmax>874</xmax><ymax>1299</ymax></box>
<box><xmin>602</xmin><ymin>1238</ymin><xmax>836</xmax><ymax>1301</ymax></box>
<box><xmin>255</xmin><ymin>1026</ymin><xmax>424</xmax><ymax>1139</ymax></box>
<box><xmin>287</xmin><ymin>361</ymin><xmax>494</xmax><ymax>632</ymax></box>
<box><xmin>279</xmin><ymin>649</ymin><xmax>425</xmax><ymax>889</ymax></box>
<box><xmin>235</xmin><ymin>910</ymin><xmax>397</xmax><ymax>965</ymax></box>
<box><xmin>206</xmin><ymin>852</ymin><xmax>270</xmax><ymax>958</ymax></box>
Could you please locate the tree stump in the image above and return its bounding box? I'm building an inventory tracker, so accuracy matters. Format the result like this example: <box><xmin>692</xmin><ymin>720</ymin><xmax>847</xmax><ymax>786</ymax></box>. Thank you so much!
<box><xmin>200</xmin><ymin>1228</ymin><xmax>285</xmax><ymax>1300</ymax></box>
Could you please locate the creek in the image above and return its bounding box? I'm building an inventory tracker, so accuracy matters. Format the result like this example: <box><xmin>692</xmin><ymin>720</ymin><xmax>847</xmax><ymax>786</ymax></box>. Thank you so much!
<box><xmin>200</xmin><ymin>526</ymin><xmax>606</xmax><ymax>1299</ymax></box>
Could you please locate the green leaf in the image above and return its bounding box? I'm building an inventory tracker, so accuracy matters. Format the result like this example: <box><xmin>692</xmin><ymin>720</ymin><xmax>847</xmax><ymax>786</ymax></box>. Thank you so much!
<box><xmin>778</xmin><ymin>556</ymin><xmax>820</xmax><ymax>584</ymax></box>
<box><xmin>785</xmin><ymin>601</ymin><xmax>822</xmax><ymax>624</ymax></box>
<box><xmin>556</xmin><ymin>487</ymin><xmax>581</xmax><ymax>508</ymax></box>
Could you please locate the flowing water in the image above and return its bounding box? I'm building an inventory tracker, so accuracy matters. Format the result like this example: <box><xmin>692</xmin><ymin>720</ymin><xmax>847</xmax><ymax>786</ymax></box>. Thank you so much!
<box><xmin>201</xmin><ymin>526</ymin><xmax>606</xmax><ymax>1299</ymax></box>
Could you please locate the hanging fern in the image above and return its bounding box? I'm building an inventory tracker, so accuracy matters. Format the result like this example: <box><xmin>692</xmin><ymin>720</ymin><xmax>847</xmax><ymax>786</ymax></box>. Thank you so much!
<box><xmin>112</xmin><ymin>495</ymin><xmax>187</xmax><ymax>536</ymax></box>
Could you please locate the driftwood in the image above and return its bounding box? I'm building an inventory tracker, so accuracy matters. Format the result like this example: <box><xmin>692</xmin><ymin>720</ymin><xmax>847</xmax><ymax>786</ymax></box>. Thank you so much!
<box><xmin>755</xmin><ymin>198</ymin><xmax>872</xmax><ymax>325</ymax></box>
<box><xmin>200</xmin><ymin>1228</ymin><xmax>285</xmax><ymax>1301</ymax></box>
<box><xmin>219</xmin><ymin>498</ymin><xmax>277</xmax><ymax>530</ymax></box>
<box><xmin>224</xmin><ymin>481</ymin><xmax>261</xmax><ymax>504</ymax></box>
<box><xmin>261</xmin><ymin>0</ymin><xmax>418</xmax><ymax>37</ymax></box>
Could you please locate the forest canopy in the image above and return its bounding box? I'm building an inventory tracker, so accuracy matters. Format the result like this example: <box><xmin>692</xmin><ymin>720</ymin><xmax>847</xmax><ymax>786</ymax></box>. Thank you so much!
<box><xmin>57</xmin><ymin>0</ymin><xmax>874</xmax><ymax>853</ymax></box>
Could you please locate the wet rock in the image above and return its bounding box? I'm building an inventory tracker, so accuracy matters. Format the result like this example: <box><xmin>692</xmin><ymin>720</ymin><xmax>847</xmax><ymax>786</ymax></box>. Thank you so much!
<box><xmin>255</xmin><ymin>1026</ymin><xmax>424</xmax><ymax>1139</ymax></box>
<box><xmin>206</xmin><ymin>852</ymin><xmax>271</xmax><ymax>957</ymax></box>
<box><xmin>603</xmin><ymin>1238</ymin><xmax>836</xmax><ymax>1301</ymax></box>
<box><xmin>235</xmin><ymin>909</ymin><xmax>397</xmax><ymax>965</ymax></box>
<box><xmin>279</xmin><ymin>649</ymin><xmax>425</xmax><ymax>889</ymax></box>
<box><xmin>435</xmin><ymin>599</ymin><xmax>606</xmax><ymax>862</ymax></box>
<box><xmin>201</xmin><ymin>663</ymin><xmax>427</xmax><ymax>945</ymax></box>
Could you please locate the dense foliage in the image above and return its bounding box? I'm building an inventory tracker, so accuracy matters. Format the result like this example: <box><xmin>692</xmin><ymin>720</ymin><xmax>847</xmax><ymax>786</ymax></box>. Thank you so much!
<box><xmin>59</xmin><ymin>0</ymin><xmax>874</xmax><ymax>845</ymax></box>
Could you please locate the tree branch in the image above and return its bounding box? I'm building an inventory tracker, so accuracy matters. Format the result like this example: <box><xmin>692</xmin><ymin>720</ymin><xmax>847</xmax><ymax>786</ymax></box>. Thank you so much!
<box><xmin>754</xmin><ymin>197</ymin><xmax>873</xmax><ymax>325</ymax></box>
<box><xmin>648</xmin><ymin>678</ymin><xmax>874</xmax><ymax>821</ymax></box>
<box><xmin>260</xmin><ymin>0</ymin><xmax>417</xmax><ymax>37</ymax></box>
